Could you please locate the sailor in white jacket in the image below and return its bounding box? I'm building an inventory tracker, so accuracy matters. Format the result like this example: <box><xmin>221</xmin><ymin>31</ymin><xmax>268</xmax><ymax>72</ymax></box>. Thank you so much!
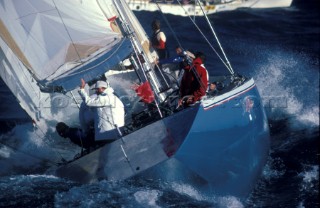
<box><xmin>79</xmin><ymin>79</ymin><xmax>125</xmax><ymax>141</ymax></box>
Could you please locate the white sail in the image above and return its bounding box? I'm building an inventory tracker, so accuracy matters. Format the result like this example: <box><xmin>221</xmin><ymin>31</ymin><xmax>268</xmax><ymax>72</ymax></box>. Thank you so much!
<box><xmin>1</xmin><ymin>0</ymin><xmax>271</xmax><ymax>199</ymax></box>
<box><xmin>0</xmin><ymin>0</ymin><xmax>132</xmax><ymax>92</ymax></box>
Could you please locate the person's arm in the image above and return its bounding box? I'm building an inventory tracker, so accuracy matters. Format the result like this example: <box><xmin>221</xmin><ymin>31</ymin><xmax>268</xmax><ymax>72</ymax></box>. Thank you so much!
<box><xmin>80</xmin><ymin>89</ymin><xmax>112</xmax><ymax>107</ymax></box>
<box><xmin>159</xmin><ymin>56</ymin><xmax>184</xmax><ymax>65</ymax></box>
<box><xmin>78</xmin><ymin>79</ymin><xmax>110</xmax><ymax>107</ymax></box>
<box><xmin>192</xmin><ymin>66</ymin><xmax>208</xmax><ymax>101</ymax></box>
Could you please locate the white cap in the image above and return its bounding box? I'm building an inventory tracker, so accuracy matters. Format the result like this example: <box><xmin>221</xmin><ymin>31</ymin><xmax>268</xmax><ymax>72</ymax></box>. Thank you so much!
<box><xmin>92</xmin><ymin>80</ymin><xmax>109</xmax><ymax>89</ymax></box>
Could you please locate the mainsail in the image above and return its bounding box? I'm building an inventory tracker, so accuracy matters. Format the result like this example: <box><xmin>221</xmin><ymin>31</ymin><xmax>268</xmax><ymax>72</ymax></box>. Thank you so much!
<box><xmin>0</xmin><ymin>0</ymin><xmax>132</xmax><ymax>92</ymax></box>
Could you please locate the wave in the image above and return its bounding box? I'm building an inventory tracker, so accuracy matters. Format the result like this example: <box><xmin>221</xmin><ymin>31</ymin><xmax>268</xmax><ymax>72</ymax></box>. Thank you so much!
<box><xmin>252</xmin><ymin>42</ymin><xmax>319</xmax><ymax>129</ymax></box>
<box><xmin>0</xmin><ymin>122</ymin><xmax>80</xmax><ymax>177</ymax></box>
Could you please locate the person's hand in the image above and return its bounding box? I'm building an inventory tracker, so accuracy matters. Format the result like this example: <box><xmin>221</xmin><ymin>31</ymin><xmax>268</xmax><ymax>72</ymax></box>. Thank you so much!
<box><xmin>186</xmin><ymin>95</ymin><xmax>195</xmax><ymax>104</ymax></box>
<box><xmin>131</xmin><ymin>83</ymin><xmax>140</xmax><ymax>90</ymax></box>
<box><xmin>80</xmin><ymin>78</ymin><xmax>86</xmax><ymax>89</ymax></box>
<box><xmin>178</xmin><ymin>98</ymin><xmax>183</xmax><ymax>107</ymax></box>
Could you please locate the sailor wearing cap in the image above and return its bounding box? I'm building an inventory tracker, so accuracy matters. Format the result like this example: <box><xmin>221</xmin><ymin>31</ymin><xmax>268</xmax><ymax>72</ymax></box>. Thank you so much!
<box><xmin>78</xmin><ymin>78</ymin><xmax>125</xmax><ymax>141</ymax></box>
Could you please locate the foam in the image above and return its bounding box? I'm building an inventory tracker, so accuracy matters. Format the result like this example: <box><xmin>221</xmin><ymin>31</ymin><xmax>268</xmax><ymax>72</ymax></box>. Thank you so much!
<box><xmin>0</xmin><ymin>145</ymin><xmax>11</xmax><ymax>158</ymax></box>
<box><xmin>261</xmin><ymin>157</ymin><xmax>286</xmax><ymax>181</ymax></box>
<box><xmin>216</xmin><ymin>196</ymin><xmax>244</xmax><ymax>208</ymax></box>
<box><xmin>253</xmin><ymin>50</ymin><xmax>319</xmax><ymax>128</ymax></box>
<box><xmin>134</xmin><ymin>189</ymin><xmax>162</xmax><ymax>208</ymax></box>
<box><xmin>0</xmin><ymin>122</ymin><xmax>79</xmax><ymax>176</ymax></box>
<box><xmin>171</xmin><ymin>182</ymin><xmax>204</xmax><ymax>201</ymax></box>
<box><xmin>299</xmin><ymin>165</ymin><xmax>319</xmax><ymax>192</ymax></box>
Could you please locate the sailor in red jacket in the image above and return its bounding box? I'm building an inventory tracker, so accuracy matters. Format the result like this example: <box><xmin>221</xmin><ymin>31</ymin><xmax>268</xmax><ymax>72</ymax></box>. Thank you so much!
<box><xmin>179</xmin><ymin>52</ymin><xmax>208</xmax><ymax>106</ymax></box>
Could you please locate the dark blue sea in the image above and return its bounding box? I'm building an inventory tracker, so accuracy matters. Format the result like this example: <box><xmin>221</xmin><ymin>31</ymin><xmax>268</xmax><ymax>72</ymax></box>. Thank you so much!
<box><xmin>0</xmin><ymin>0</ymin><xmax>319</xmax><ymax>207</ymax></box>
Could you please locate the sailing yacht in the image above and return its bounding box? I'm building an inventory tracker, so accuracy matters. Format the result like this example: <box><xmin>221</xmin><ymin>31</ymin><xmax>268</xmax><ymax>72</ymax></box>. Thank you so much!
<box><xmin>0</xmin><ymin>0</ymin><xmax>269</xmax><ymax>200</ymax></box>
<box><xmin>127</xmin><ymin>0</ymin><xmax>293</xmax><ymax>16</ymax></box>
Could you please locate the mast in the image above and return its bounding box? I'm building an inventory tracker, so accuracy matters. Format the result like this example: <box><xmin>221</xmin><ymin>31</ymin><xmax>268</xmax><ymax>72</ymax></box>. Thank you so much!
<box><xmin>112</xmin><ymin>0</ymin><xmax>165</xmax><ymax>118</ymax></box>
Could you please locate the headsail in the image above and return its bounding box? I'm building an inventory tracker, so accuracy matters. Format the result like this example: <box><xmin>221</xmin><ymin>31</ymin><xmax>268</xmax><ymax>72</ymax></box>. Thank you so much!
<box><xmin>0</xmin><ymin>0</ymin><xmax>132</xmax><ymax>92</ymax></box>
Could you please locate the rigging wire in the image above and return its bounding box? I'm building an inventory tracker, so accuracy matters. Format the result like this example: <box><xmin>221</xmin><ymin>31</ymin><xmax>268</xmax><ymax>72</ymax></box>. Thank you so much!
<box><xmin>174</xmin><ymin>0</ymin><xmax>235</xmax><ymax>75</ymax></box>
<box><xmin>154</xmin><ymin>2</ymin><xmax>209</xmax><ymax>96</ymax></box>
<box><xmin>70</xmin><ymin>90</ymin><xmax>88</xmax><ymax>153</ymax></box>
<box><xmin>114</xmin><ymin>0</ymin><xmax>164</xmax><ymax>118</ymax></box>
<box><xmin>154</xmin><ymin>3</ymin><xmax>208</xmax><ymax>94</ymax></box>
<box><xmin>70</xmin><ymin>91</ymin><xmax>80</xmax><ymax>109</ymax></box>
<box><xmin>155</xmin><ymin>3</ymin><xmax>183</xmax><ymax>49</ymax></box>
<box><xmin>196</xmin><ymin>0</ymin><xmax>234</xmax><ymax>75</ymax></box>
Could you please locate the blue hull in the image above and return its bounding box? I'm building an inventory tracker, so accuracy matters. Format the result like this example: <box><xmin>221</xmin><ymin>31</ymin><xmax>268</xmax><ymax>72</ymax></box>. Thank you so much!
<box><xmin>132</xmin><ymin>78</ymin><xmax>270</xmax><ymax>199</ymax></box>
<box><xmin>55</xmin><ymin>78</ymin><xmax>270</xmax><ymax>200</ymax></box>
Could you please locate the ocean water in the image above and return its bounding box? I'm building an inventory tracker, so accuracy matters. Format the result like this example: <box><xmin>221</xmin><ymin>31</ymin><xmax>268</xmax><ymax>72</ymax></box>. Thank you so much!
<box><xmin>0</xmin><ymin>0</ymin><xmax>319</xmax><ymax>207</ymax></box>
